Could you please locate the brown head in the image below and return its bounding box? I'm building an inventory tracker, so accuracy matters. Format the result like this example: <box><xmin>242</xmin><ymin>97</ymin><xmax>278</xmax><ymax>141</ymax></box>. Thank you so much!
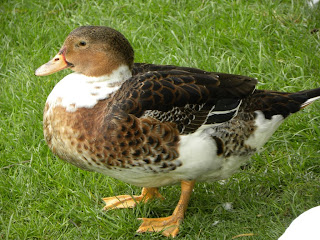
<box><xmin>35</xmin><ymin>26</ymin><xmax>134</xmax><ymax>77</ymax></box>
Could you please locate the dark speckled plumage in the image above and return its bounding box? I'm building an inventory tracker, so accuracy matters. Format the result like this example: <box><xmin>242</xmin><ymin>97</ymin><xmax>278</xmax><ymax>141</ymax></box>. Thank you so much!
<box><xmin>116</xmin><ymin>64</ymin><xmax>257</xmax><ymax>134</ymax></box>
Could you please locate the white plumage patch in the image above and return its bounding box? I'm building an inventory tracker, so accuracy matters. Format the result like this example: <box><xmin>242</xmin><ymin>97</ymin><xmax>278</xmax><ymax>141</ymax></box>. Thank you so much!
<box><xmin>301</xmin><ymin>96</ymin><xmax>320</xmax><ymax>108</ymax></box>
<box><xmin>245</xmin><ymin>110</ymin><xmax>284</xmax><ymax>149</ymax></box>
<box><xmin>208</xmin><ymin>100</ymin><xmax>242</xmax><ymax>117</ymax></box>
<box><xmin>175</xmin><ymin>131</ymin><xmax>221</xmax><ymax>179</ymax></box>
<box><xmin>46</xmin><ymin>65</ymin><xmax>131</xmax><ymax>112</ymax></box>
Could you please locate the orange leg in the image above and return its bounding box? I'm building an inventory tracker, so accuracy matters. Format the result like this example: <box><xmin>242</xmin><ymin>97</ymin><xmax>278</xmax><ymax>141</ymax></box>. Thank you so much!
<box><xmin>103</xmin><ymin>187</ymin><xmax>164</xmax><ymax>210</ymax></box>
<box><xmin>137</xmin><ymin>180</ymin><xmax>195</xmax><ymax>237</ymax></box>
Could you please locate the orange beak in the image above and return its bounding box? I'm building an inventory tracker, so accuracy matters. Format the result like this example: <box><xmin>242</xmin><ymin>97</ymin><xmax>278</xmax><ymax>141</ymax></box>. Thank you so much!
<box><xmin>35</xmin><ymin>48</ymin><xmax>73</xmax><ymax>76</ymax></box>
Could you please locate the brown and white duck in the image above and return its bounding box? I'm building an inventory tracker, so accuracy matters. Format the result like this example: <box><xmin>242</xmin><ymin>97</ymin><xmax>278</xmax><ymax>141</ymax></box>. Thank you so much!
<box><xmin>35</xmin><ymin>26</ymin><xmax>320</xmax><ymax>237</ymax></box>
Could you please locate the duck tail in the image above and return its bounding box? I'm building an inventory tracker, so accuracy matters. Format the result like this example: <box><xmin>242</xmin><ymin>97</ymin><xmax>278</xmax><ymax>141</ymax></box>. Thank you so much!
<box><xmin>293</xmin><ymin>87</ymin><xmax>320</xmax><ymax>109</ymax></box>
<box><xmin>248</xmin><ymin>87</ymin><xmax>320</xmax><ymax>120</ymax></box>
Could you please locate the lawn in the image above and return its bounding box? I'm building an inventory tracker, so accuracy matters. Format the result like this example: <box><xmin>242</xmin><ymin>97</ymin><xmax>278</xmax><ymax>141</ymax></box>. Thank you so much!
<box><xmin>1</xmin><ymin>0</ymin><xmax>320</xmax><ymax>239</ymax></box>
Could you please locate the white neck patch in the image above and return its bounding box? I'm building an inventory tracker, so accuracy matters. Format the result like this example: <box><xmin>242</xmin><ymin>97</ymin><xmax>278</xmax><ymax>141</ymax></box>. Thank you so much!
<box><xmin>46</xmin><ymin>65</ymin><xmax>132</xmax><ymax>112</ymax></box>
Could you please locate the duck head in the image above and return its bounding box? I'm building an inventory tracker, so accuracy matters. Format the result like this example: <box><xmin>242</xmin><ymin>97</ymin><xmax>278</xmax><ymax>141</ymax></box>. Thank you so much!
<box><xmin>35</xmin><ymin>26</ymin><xmax>134</xmax><ymax>77</ymax></box>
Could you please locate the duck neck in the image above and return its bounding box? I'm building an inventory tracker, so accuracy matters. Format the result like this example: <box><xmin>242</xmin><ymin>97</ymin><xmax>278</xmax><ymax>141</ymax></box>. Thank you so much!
<box><xmin>93</xmin><ymin>64</ymin><xmax>132</xmax><ymax>87</ymax></box>
<box><xmin>46</xmin><ymin>65</ymin><xmax>132</xmax><ymax>112</ymax></box>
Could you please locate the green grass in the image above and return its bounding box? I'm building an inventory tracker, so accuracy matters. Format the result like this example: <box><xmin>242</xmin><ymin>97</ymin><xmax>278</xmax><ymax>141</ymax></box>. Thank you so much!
<box><xmin>1</xmin><ymin>0</ymin><xmax>320</xmax><ymax>239</ymax></box>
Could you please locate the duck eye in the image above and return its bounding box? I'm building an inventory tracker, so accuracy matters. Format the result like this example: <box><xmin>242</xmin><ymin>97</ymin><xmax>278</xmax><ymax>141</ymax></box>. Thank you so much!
<box><xmin>79</xmin><ymin>41</ymin><xmax>86</xmax><ymax>46</ymax></box>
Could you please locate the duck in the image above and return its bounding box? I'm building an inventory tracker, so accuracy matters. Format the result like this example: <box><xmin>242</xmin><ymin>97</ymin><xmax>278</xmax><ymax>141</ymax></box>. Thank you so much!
<box><xmin>35</xmin><ymin>26</ymin><xmax>320</xmax><ymax>237</ymax></box>
<box><xmin>279</xmin><ymin>206</ymin><xmax>320</xmax><ymax>240</ymax></box>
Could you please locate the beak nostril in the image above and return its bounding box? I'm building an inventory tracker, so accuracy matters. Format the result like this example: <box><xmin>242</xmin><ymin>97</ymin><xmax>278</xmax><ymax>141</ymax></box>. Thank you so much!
<box><xmin>54</xmin><ymin>58</ymin><xmax>60</xmax><ymax>61</ymax></box>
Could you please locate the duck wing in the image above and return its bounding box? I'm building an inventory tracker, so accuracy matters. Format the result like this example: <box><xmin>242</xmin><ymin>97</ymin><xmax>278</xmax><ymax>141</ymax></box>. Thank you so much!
<box><xmin>112</xmin><ymin>65</ymin><xmax>257</xmax><ymax>134</ymax></box>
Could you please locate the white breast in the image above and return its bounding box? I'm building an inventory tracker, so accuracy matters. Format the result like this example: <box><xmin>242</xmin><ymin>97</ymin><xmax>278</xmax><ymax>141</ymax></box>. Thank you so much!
<box><xmin>46</xmin><ymin>65</ymin><xmax>132</xmax><ymax>112</ymax></box>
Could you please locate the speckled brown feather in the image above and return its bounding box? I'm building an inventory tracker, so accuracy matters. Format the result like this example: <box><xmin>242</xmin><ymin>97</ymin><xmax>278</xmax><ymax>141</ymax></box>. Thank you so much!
<box><xmin>132</xmin><ymin>63</ymin><xmax>258</xmax><ymax>98</ymax></box>
<box><xmin>44</xmin><ymin>98</ymin><xmax>182</xmax><ymax>173</ymax></box>
<box><xmin>113</xmin><ymin>67</ymin><xmax>257</xmax><ymax>134</ymax></box>
<box><xmin>206</xmin><ymin>87</ymin><xmax>320</xmax><ymax>159</ymax></box>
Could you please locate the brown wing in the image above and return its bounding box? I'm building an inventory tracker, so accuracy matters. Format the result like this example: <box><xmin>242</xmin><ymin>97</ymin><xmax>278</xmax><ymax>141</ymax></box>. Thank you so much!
<box><xmin>133</xmin><ymin>63</ymin><xmax>257</xmax><ymax>97</ymax></box>
<box><xmin>112</xmin><ymin>66</ymin><xmax>257</xmax><ymax>134</ymax></box>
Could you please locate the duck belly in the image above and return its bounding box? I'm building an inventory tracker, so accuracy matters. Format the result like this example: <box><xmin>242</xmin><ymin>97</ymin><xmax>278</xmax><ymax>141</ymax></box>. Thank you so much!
<box><xmin>91</xmin><ymin>129</ymin><xmax>256</xmax><ymax>187</ymax></box>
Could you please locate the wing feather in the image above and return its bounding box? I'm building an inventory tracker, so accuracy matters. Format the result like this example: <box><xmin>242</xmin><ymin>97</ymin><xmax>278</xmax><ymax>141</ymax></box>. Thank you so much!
<box><xmin>110</xmin><ymin>64</ymin><xmax>257</xmax><ymax>134</ymax></box>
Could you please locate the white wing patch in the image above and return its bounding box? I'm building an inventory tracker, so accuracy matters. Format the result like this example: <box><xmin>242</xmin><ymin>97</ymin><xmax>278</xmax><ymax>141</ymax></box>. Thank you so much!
<box><xmin>208</xmin><ymin>100</ymin><xmax>242</xmax><ymax>117</ymax></box>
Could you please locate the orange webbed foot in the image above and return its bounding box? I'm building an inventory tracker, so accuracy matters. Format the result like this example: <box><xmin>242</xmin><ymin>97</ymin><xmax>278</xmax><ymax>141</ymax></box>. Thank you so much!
<box><xmin>137</xmin><ymin>180</ymin><xmax>195</xmax><ymax>237</ymax></box>
<box><xmin>103</xmin><ymin>187</ymin><xmax>164</xmax><ymax>210</ymax></box>
<box><xmin>137</xmin><ymin>215</ymin><xmax>182</xmax><ymax>237</ymax></box>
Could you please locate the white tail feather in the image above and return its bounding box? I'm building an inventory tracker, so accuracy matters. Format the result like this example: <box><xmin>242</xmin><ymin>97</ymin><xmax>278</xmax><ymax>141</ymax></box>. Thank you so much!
<box><xmin>301</xmin><ymin>96</ymin><xmax>320</xmax><ymax>108</ymax></box>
